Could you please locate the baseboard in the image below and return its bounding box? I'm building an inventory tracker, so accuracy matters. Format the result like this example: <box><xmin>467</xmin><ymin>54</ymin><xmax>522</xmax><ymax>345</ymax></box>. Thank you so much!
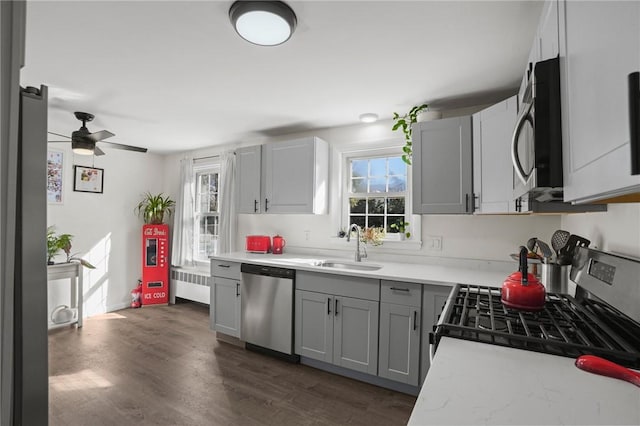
<box><xmin>215</xmin><ymin>332</ymin><xmax>245</xmax><ymax>348</ymax></box>
<box><xmin>300</xmin><ymin>356</ymin><xmax>420</xmax><ymax>396</ymax></box>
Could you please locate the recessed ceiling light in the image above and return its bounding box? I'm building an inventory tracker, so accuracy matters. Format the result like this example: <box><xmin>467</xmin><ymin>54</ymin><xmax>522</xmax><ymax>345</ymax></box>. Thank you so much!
<box><xmin>359</xmin><ymin>113</ymin><xmax>379</xmax><ymax>123</ymax></box>
<box><xmin>229</xmin><ymin>1</ymin><xmax>297</xmax><ymax>46</ymax></box>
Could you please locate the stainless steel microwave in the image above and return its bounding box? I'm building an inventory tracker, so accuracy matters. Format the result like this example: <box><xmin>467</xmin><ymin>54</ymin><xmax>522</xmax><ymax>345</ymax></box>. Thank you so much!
<box><xmin>512</xmin><ymin>56</ymin><xmax>563</xmax><ymax>201</ymax></box>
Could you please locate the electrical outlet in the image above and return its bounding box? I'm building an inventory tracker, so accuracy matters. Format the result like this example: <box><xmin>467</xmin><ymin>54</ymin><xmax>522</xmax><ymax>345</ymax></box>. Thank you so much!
<box><xmin>304</xmin><ymin>230</ymin><xmax>310</xmax><ymax>241</ymax></box>
<box><xmin>426</xmin><ymin>235</ymin><xmax>442</xmax><ymax>251</ymax></box>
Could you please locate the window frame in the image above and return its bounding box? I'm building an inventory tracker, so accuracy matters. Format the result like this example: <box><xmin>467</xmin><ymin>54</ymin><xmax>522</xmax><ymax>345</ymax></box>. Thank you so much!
<box><xmin>340</xmin><ymin>146</ymin><xmax>420</xmax><ymax>246</ymax></box>
<box><xmin>192</xmin><ymin>162</ymin><xmax>221</xmax><ymax>264</ymax></box>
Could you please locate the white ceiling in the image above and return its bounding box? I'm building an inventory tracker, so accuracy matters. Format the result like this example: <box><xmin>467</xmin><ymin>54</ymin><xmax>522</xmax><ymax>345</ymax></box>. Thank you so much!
<box><xmin>21</xmin><ymin>1</ymin><xmax>542</xmax><ymax>154</ymax></box>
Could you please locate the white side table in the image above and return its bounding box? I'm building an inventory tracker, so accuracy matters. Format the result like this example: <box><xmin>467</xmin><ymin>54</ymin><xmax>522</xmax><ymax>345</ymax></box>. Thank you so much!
<box><xmin>47</xmin><ymin>262</ymin><xmax>83</xmax><ymax>328</ymax></box>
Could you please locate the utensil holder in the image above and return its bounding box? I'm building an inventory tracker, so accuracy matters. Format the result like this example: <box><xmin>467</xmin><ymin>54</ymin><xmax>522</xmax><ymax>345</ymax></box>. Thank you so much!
<box><xmin>541</xmin><ymin>263</ymin><xmax>569</xmax><ymax>294</ymax></box>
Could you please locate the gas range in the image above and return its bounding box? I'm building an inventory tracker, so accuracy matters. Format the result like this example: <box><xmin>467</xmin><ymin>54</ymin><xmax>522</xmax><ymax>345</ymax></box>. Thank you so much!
<box><xmin>431</xmin><ymin>248</ymin><xmax>640</xmax><ymax>369</ymax></box>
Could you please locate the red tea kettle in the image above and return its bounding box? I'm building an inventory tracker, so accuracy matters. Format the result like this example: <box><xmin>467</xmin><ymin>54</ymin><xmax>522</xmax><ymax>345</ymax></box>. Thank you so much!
<box><xmin>501</xmin><ymin>246</ymin><xmax>546</xmax><ymax>311</ymax></box>
<box><xmin>272</xmin><ymin>235</ymin><xmax>286</xmax><ymax>255</ymax></box>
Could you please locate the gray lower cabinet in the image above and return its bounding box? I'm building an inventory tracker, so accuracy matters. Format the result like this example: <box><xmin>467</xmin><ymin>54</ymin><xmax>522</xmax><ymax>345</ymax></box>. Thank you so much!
<box><xmin>420</xmin><ymin>283</ymin><xmax>452</xmax><ymax>384</ymax></box>
<box><xmin>412</xmin><ymin>116</ymin><xmax>474</xmax><ymax>214</ymax></box>
<box><xmin>378</xmin><ymin>281</ymin><xmax>422</xmax><ymax>386</ymax></box>
<box><xmin>295</xmin><ymin>271</ymin><xmax>380</xmax><ymax>375</ymax></box>
<box><xmin>210</xmin><ymin>260</ymin><xmax>241</xmax><ymax>338</ymax></box>
<box><xmin>295</xmin><ymin>290</ymin><xmax>379</xmax><ymax>375</ymax></box>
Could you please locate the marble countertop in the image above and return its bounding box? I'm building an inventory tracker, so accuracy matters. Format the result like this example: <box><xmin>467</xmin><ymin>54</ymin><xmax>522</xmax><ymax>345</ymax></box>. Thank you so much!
<box><xmin>211</xmin><ymin>251</ymin><xmax>512</xmax><ymax>288</ymax></box>
<box><xmin>409</xmin><ymin>337</ymin><xmax>640</xmax><ymax>425</ymax></box>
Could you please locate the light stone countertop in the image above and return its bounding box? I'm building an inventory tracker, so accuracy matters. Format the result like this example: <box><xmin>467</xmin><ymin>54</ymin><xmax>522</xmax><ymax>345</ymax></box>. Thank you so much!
<box><xmin>210</xmin><ymin>251</ymin><xmax>512</xmax><ymax>288</ymax></box>
<box><xmin>408</xmin><ymin>337</ymin><xmax>640</xmax><ymax>426</ymax></box>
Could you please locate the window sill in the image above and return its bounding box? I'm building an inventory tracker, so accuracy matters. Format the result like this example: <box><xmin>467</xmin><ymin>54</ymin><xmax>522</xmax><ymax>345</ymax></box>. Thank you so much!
<box><xmin>329</xmin><ymin>236</ymin><xmax>422</xmax><ymax>251</ymax></box>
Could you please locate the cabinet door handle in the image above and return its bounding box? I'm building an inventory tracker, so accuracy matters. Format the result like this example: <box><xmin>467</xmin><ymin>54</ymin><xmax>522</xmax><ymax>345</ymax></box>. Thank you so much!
<box><xmin>629</xmin><ymin>71</ymin><xmax>639</xmax><ymax>175</ymax></box>
<box><xmin>334</xmin><ymin>299</ymin><xmax>339</xmax><ymax>316</ymax></box>
<box><xmin>465</xmin><ymin>193</ymin><xmax>470</xmax><ymax>212</ymax></box>
<box><xmin>413</xmin><ymin>310</ymin><xmax>418</xmax><ymax>331</ymax></box>
<box><xmin>327</xmin><ymin>297</ymin><xmax>331</xmax><ymax>315</ymax></box>
<box><xmin>390</xmin><ymin>287</ymin><xmax>410</xmax><ymax>292</ymax></box>
<box><xmin>218</xmin><ymin>264</ymin><xmax>230</xmax><ymax>268</ymax></box>
<box><xmin>236</xmin><ymin>282</ymin><xmax>240</xmax><ymax>297</ymax></box>
<box><xmin>254</xmin><ymin>199</ymin><xmax>259</xmax><ymax>213</ymax></box>
<box><xmin>265</xmin><ymin>198</ymin><xmax>269</xmax><ymax>212</ymax></box>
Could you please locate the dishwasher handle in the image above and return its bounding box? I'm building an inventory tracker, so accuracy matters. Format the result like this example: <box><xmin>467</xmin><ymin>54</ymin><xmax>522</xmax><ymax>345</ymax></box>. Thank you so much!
<box><xmin>241</xmin><ymin>263</ymin><xmax>295</xmax><ymax>279</ymax></box>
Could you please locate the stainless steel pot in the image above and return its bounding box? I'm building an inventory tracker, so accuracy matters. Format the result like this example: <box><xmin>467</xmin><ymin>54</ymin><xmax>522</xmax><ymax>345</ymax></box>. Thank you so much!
<box><xmin>540</xmin><ymin>263</ymin><xmax>569</xmax><ymax>294</ymax></box>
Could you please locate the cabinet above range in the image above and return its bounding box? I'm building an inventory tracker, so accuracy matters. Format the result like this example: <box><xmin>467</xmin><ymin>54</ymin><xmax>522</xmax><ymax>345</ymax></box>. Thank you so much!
<box><xmin>236</xmin><ymin>137</ymin><xmax>329</xmax><ymax>214</ymax></box>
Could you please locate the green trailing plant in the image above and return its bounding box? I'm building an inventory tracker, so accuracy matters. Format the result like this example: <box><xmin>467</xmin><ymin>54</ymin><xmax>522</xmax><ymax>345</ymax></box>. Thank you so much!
<box><xmin>136</xmin><ymin>192</ymin><xmax>175</xmax><ymax>224</ymax></box>
<box><xmin>390</xmin><ymin>221</ymin><xmax>411</xmax><ymax>238</ymax></box>
<box><xmin>46</xmin><ymin>226</ymin><xmax>95</xmax><ymax>268</ymax></box>
<box><xmin>392</xmin><ymin>104</ymin><xmax>429</xmax><ymax>165</ymax></box>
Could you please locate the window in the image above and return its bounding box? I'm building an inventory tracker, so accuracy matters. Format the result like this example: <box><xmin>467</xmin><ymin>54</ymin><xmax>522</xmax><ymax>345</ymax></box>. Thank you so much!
<box><xmin>346</xmin><ymin>155</ymin><xmax>409</xmax><ymax>236</ymax></box>
<box><xmin>194</xmin><ymin>164</ymin><xmax>220</xmax><ymax>261</ymax></box>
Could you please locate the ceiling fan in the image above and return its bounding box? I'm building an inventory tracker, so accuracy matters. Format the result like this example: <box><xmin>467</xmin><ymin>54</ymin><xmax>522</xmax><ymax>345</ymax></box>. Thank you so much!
<box><xmin>48</xmin><ymin>111</ymin><xmax>147</xmax><ymax>156</ymax></box>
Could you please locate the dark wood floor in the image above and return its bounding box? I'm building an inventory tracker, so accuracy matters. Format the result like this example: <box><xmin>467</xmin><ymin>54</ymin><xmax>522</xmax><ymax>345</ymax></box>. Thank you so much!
<box><xmin>49</xmin><ymin>302</ymin><xmax>416</xmax><ymax>425</ymax></box>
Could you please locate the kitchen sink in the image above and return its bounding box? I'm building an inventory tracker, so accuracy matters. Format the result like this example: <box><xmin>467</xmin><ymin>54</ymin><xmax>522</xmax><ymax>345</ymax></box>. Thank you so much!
<box><xmin>317</xmin><ymin>261</ymin><xmax>382</xmax><ymax>271</ymax></box>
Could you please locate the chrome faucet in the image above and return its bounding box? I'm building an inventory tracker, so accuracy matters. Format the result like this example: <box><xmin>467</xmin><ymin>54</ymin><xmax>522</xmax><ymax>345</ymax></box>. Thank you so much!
<box><xmin>346</xmin><ymin>224</ymin><xmax>367</xmax><ymax>262</ymax></box>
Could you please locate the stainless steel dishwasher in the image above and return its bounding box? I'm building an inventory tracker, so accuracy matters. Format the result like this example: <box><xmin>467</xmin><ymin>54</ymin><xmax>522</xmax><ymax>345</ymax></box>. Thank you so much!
<box><xmin>240</xmin><ymin>263</ymin><xmax>298</xmax><ymax>361</ymax></box>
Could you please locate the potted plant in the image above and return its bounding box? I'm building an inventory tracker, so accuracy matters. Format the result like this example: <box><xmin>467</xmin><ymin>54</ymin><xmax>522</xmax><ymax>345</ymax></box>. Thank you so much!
<box><xmin>390</xmin><ymin>221</ymin><xmax>411</xmax><ymax>239</ymax></box>
<box><xmin>392</xmin><ymin>104</ymin><xmax>428</xmax><ymax>165</ymax></box>
<box><xmin>135</xmin><ymin>192</ymin><xmax>175</xmax><ymax>224</ymax></box>
<box><xmin>46</xmin><ymin>226</ymin><xmax>95</xmax><ymax>268</ymax></box>
<box><xmin>360</xmin><ymin>226</ymin><xmax>386</xmax><ymax>246</ymax></box>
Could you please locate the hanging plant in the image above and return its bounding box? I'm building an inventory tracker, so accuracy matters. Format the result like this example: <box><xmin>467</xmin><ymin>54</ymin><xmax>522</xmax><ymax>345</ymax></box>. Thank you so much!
<box><xmin>392</xmin><ymin>104</ymin><xmax>428</xmax><ymax>165</ymax></box>
<box><xmin>135</xmin><ymin>192</ymin><xmax>175</xmax><ymax>224</ymax></box>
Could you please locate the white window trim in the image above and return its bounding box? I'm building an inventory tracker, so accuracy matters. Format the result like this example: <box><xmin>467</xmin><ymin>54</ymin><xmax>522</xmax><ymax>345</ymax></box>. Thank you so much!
<box><xmin>192</xmin><ymin>160</ymin><xmax>220</xmax><ymax>266</ymax></box>
<box><xmin>332</xmin><ymin>142</ymin><xmax>422</xmax><ymax>251</ymax></box>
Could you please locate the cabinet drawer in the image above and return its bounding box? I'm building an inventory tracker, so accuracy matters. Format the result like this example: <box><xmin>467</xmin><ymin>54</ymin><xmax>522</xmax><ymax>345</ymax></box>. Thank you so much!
<box><xmin>211</xmin><ymin>260</ymin><xmax>241</xmax><ymax>280</ymax></box>
<box><xmin>297</xmin><ymin>271</ymin><xmax>379</xmax><ymax>301</ymax></box>
<box><xmin>381</xmin><ymin>281</ymin><xmax>422</xmax><ymax>307</ymax></box>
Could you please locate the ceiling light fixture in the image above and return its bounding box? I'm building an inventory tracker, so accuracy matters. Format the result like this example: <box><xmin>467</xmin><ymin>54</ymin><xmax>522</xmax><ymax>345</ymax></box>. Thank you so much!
<box><xmin>72</xmin><ymin>140</ymin><xmax>94</xmax><ymax>156</ymax></box>
<box><xmin>359</xmin><ymin>113</ymin><xmax>379</xmax><ymax>123</ymax></box>
<box><xmin>229</xmin><ymin>1</ymin><xmax>297</xmax><ymax>46</ymax></box>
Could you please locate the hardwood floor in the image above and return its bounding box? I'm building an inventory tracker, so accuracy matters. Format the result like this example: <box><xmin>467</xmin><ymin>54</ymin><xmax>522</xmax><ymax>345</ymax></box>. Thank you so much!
<box><xmin>49</xmin><ymin>302</ymin><xmax>416</xmax><ymax>425</ymax></box>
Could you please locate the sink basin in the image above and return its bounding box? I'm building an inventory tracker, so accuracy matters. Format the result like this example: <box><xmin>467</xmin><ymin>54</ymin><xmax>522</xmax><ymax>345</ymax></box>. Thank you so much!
<box><xmin>317</xmin><ymin>261</ymin><xmax>382</xmax><ymax>271</ymax></box>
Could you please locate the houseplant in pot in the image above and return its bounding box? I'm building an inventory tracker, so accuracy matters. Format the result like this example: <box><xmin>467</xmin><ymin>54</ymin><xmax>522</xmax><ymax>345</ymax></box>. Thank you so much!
<box><xmin>135</xmin><ymin>192</ymin><xmax>175</xmax><ymax>224</ymax></box>
<box><xmin>46</xmin><ymin>226</ymin><xmax>95</xmax><ymax>268</ymax></box>
<box><xmin>392</xmin><ymin>104</ymin><xmax>428</xmax><ymax>165</ymax></box>
<box><xmin>389</xmin><ymin>221</ymin><xmax>411</xmax><ymax>239</ymax></box>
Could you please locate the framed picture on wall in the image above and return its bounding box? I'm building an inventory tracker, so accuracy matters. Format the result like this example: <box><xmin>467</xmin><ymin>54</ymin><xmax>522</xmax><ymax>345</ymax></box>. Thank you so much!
<box><xmin>47</xmin><ymin>150</ymin><xmax>64</xmax><ymax>204</ymax></box>
<box><xmin>73</xmin><ymin>166</ymin><xmax>104</xmax><ymax>194</ymax></box>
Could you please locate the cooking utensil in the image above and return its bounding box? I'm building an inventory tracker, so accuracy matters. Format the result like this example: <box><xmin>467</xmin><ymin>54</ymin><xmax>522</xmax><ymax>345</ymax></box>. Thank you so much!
<box><xmin>526</xmin><ymin>237</ymin><xmax>538</xmax><ymax>253</ymax></box>
<box><xmin>551</xmin><ymin>230</ymin><xmax>571</xmax><ymax>257</ymax></box>
<box><xmin>535</xmin><ymin>240</ymin><xmax>553</xmax><ymax>263</ymax></box>
<box><xmin>559</xmin><ymin>234</ymin><xmax>591</xmax><ymax>257</ymax></box>
<box><xmin>575</xmin><ymin>355</ymin><xmax>640</xmax><ymax>388</ymax></box>
<box><xmin>501</xmin><ymin>246</ymin><xmax>546</xmax><ymax>311</ymax></box>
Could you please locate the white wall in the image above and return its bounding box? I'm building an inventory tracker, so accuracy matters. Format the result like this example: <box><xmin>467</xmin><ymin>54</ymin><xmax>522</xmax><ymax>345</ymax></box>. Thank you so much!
<box><xmin>561</xmin><ymin>204</ymin><xmax>640</xmax><ymax>258</ymax></box>
<box><xmin>47</xmin><ymin>145</ymin><xmax>165</xmax><ymax>317</ymax></box>
<box><xmin>163</xmin><ymin>116</ymin><xmax>563</xmax><ymax>265</ymax></box>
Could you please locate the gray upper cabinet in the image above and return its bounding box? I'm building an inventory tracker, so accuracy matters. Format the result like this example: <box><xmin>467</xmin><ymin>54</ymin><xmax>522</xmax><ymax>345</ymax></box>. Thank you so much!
<box><xmin>236</xmin><ymin>145</ymin><xmax>262</xmax><ymax>214</ymax></box>
<box><xmin>537</xmin><ymin>0</ymin><xmax>559</xmax><ymax>61</ymax></box>
<box><xmin>559</xmin><ymin>0</ymin><xmax>640</xmax><ymax>203</ymax></box>
<box><xmin>236</xmin><ymin>137</ymin><xmax>329</xmax><ymax>214</ymax></box>
<box><xmin>473</xmin><ymin>96</ymin><xmax>520</xmax><ymax>214</ymax></box>
<box><xmin>263</xmin><ymin>137</ymin><xmax>329</xmax><ymax>214</ymax></box>
<box><xmin>412</xmin><ymin>116</ymin><xmax>473</xmax><ymax>214</ymax></box>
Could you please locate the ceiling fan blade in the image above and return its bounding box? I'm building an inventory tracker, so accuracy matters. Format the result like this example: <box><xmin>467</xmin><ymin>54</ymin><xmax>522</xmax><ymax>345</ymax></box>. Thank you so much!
<box><xmin>48</xmin><ymin>131</ymin><xmax>71</xmax><ymax>139</ymax></box>
<box><xmin>99</xmin><ymin>141</ymin><xmax>147</xmax><ymax>153</ymax></box>
<box><xmin>94</xmin><ymin>146</ymin><xmax>106</xmax><ymax>156</ymax></box>
<box><xmin>87</xmin><ymin>130</ymin><xmax>115</xmax><ymax>142</ymax></box>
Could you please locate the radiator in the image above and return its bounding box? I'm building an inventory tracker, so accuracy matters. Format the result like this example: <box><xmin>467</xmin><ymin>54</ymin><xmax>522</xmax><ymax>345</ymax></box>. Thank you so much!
<box><xmin>170</xmin><ymin>268</ymin><xmax>211</xmax><ymax>305</ymax></box>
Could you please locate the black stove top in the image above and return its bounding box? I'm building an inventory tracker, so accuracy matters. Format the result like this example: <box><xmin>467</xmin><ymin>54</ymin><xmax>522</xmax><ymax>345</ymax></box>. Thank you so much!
<box><xmin>434</xmin><ymin>284</ymin><xmax>640</xmax><ymax>369</ymax></box>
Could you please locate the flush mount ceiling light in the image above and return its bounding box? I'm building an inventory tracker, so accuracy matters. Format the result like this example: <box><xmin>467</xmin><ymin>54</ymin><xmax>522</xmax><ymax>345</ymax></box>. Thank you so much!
<box><xmin>359</xmin><ymin>113</ymin><xmax>379</xmax><ymax>123</ymax></box>
<box><xmin>229</xmin><ymin>1</ymin><xmax>297</xmax><ymax>46</ymax></box>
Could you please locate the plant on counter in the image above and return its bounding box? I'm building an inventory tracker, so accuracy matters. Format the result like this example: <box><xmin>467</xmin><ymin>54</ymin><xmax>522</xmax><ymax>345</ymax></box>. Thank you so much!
<box><xmin>135</xmin><ymin>192</ymin><xmax>175</xmax><ymax>224</ymax></box>
<box><xmin>359</xmin><ymin>226</ymin><xmax>386</xmax><ymax>246</ymax></box>
<box><xmin>390</xmin><ymin>221</ymin><xmax>411</xmax><ymax>239</ymax></box>
<box><xmin>46</xmin><ymin>226</ymin><xmax>95</xmax><ymax>268</ymax></box>
<box><xmin>392</xmin><ymin>103</ymin><xmax>428</xmax><ymax>165</ymax></box>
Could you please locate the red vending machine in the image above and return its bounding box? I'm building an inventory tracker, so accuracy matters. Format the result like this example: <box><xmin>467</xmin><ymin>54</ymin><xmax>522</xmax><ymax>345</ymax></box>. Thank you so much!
<box><xmin>141</xmin><ymin>224</ymin><xmax>169</xmax><ymax>305</ymax></box>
